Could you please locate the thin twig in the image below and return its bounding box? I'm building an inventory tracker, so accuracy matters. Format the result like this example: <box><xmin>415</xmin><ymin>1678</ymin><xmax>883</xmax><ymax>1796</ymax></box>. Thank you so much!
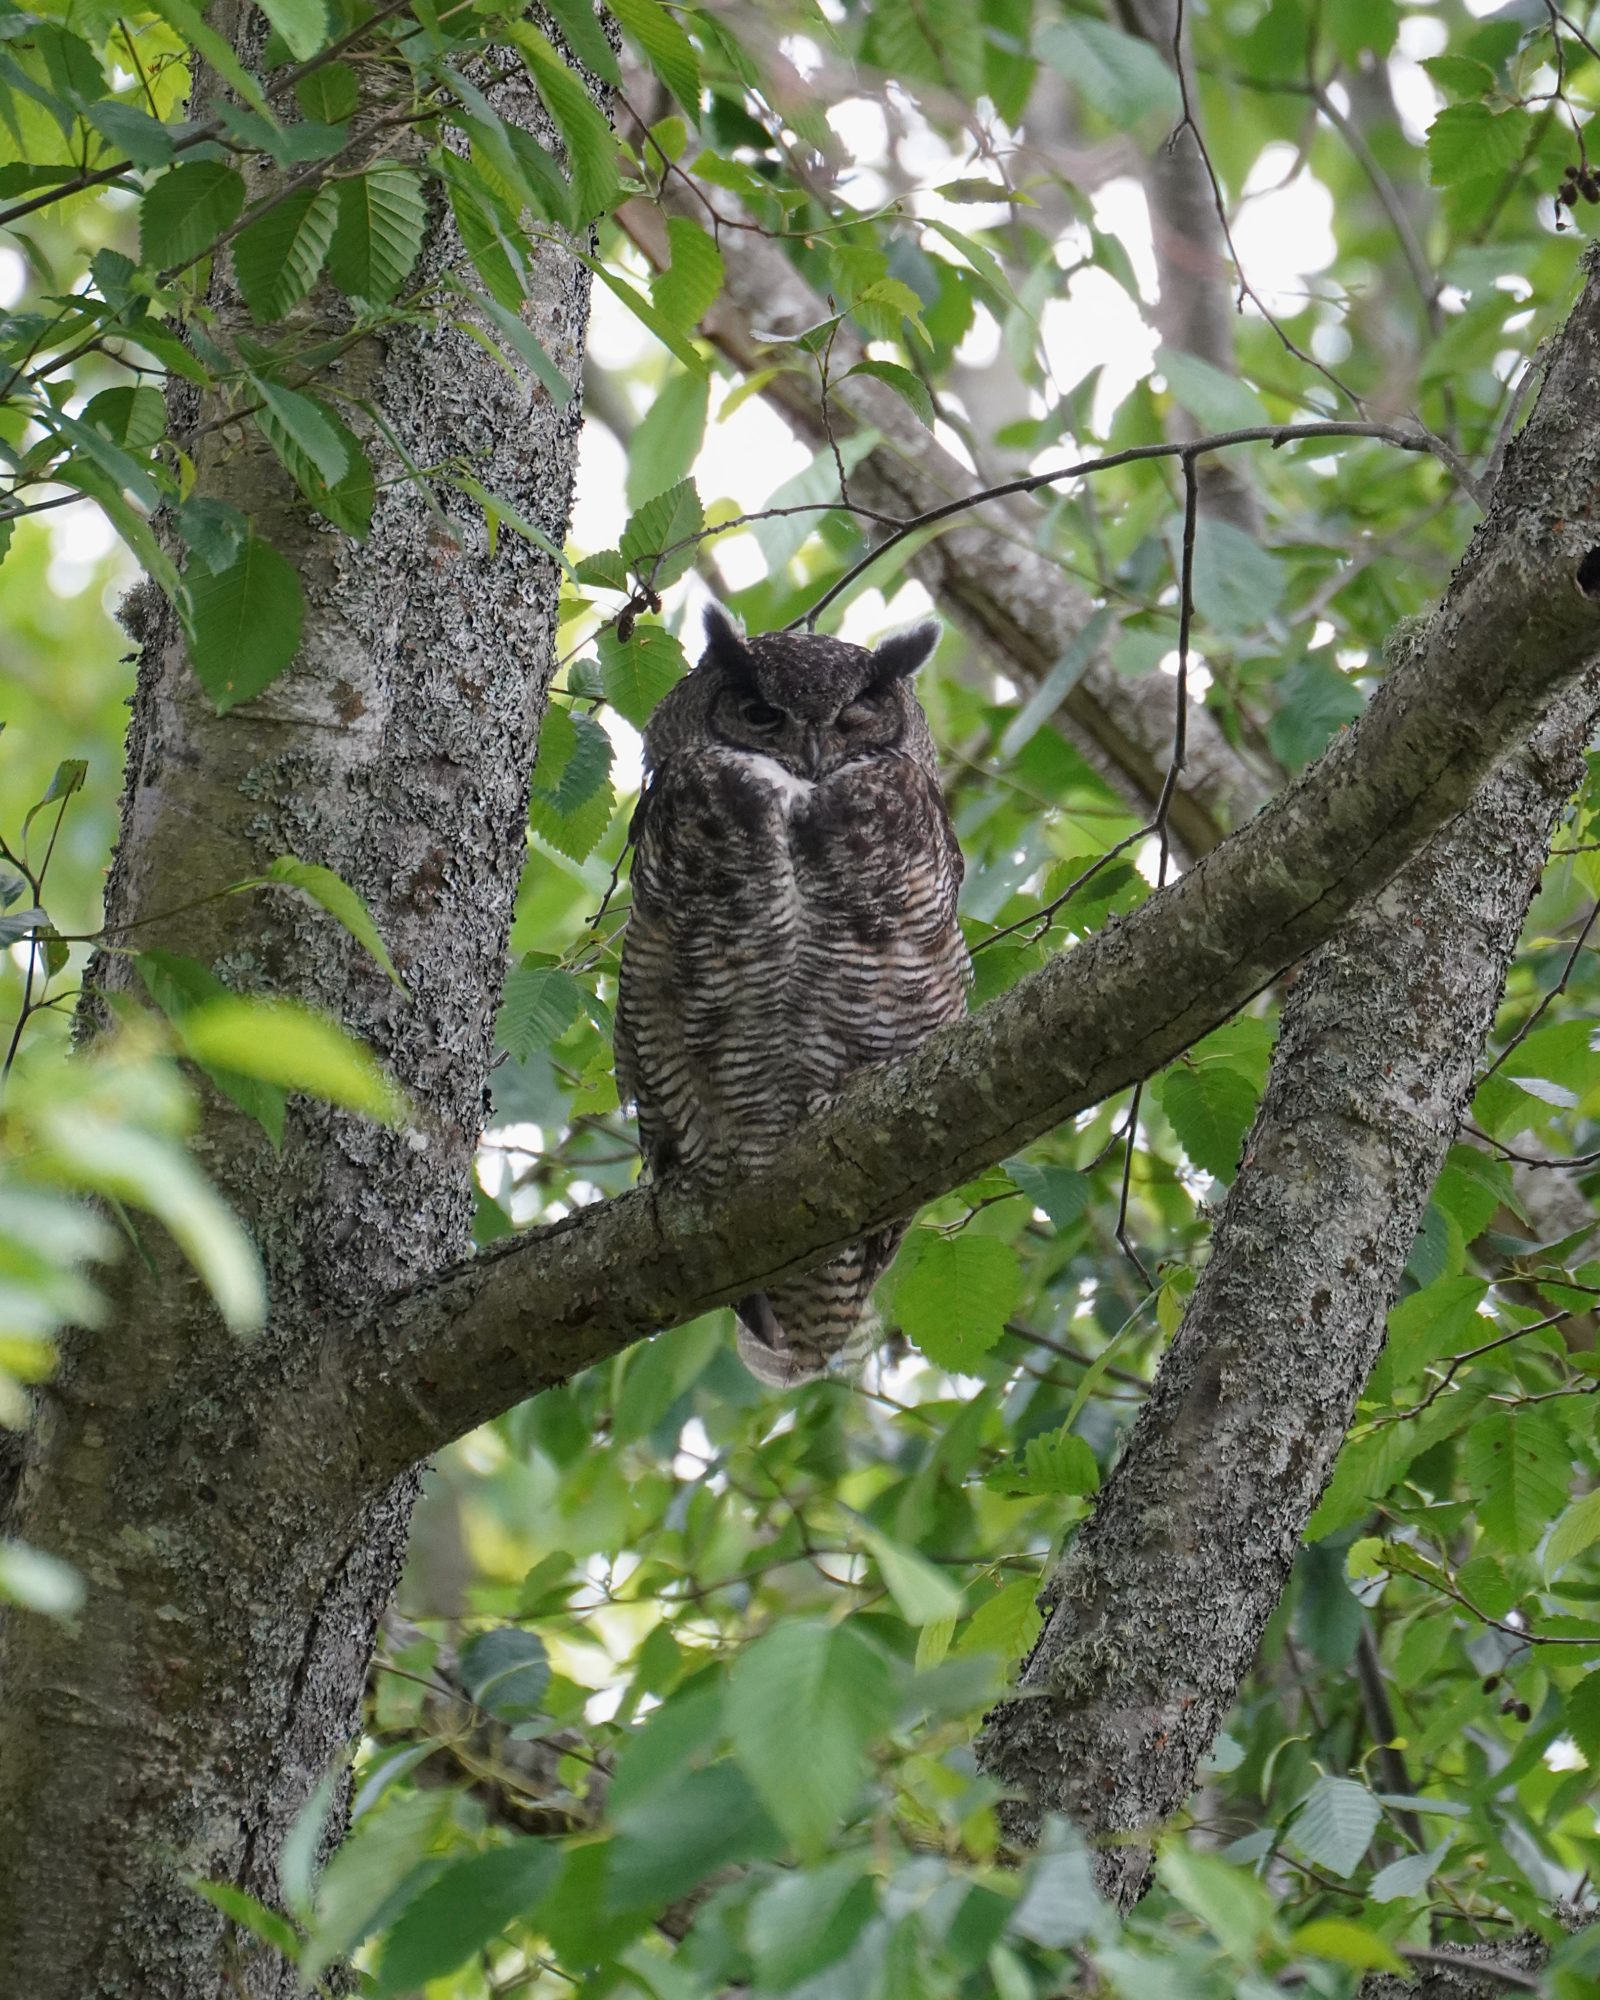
<box><xmin>1115</xmin><ymin>1082</ymin><xmax>1152</xmax><ymax>1291</ymax></box>
<box><xmin>1480</xmin><ymin>897</ymin><xmax>1600</xmax><ymax>1080</ymax></box>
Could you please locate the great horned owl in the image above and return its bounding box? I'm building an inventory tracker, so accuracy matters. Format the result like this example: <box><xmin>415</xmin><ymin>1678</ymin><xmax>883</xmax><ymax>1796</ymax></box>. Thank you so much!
<box><xmin>615</xmin><ymin>607</ymin><xmax>969</xmax><ymax>1386</ymax></box>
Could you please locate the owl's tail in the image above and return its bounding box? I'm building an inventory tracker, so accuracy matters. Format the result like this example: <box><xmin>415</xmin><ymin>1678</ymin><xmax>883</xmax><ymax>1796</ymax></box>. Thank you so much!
<box><xmin>734</xmin><ymin>1226</ymin><xmax>905</xmax><ymax>1387</ymax></box>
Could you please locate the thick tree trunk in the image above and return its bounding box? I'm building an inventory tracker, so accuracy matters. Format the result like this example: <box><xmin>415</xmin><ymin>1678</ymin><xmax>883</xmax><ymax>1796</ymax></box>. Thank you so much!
<box><xmin>0</xmin><ymin>32</ymin><xmax>592</xmax><ymax>1994</ymax></box>
<box><xmin>976</xmin><ymin>672</ymin><xmax>1600</xmax><ymax>1900</ymax></box>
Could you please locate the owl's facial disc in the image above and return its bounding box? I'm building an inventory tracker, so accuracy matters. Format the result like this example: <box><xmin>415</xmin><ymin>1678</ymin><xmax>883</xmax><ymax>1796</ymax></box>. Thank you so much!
<box><xmin>716</xmin><ymin>682</ymin><xmax>901</xmax><ymax>778</ymax></box>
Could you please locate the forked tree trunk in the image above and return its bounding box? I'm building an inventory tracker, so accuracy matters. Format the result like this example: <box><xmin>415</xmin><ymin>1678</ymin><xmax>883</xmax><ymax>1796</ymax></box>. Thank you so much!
<box><xmin>0</xmin><ymin>19</ymin><xmax>592</xmax><ymax>1990</ymax></box>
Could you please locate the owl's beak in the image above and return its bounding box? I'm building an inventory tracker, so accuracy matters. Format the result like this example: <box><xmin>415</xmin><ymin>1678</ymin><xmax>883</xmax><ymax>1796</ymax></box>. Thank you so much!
<box><xmin>799</xmin><ymin>725</ymin><xmax>825</xmax><ymax>778</ymax></box>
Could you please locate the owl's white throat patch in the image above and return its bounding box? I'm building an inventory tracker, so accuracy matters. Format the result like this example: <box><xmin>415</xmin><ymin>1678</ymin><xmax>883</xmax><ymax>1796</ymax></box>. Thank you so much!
<box><xmin>730</xmin><ymin>751</ymin><xmax>815</xmax><ymax>806</ymax></box>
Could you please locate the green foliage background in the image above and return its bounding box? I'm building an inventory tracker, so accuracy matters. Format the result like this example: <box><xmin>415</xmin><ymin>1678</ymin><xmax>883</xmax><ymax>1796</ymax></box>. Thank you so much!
<box><xmin>3</xmin><ymin>0</ymin><xmax>1600</xmax><ymax>1990</ymax></box>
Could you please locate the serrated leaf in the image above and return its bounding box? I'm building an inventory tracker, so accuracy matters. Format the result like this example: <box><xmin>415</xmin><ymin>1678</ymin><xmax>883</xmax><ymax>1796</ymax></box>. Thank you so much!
<box><xmin>574</xmin><ymin>549</ymin><xmax>631</xmax><ymax>590</ymax></box>
<box><xmin>619</xmin><ymin>477</ymin><xmax>703</xmax><ymax>589</ymax></box>
<box><xmin>374</xmin><ymin>1843</ymin><xmax>556</xmax><ymax>1995</ymax></box>
<box><xmin>262</xmin><ymin>856</ymin><xmax>404</xmax><ymax>991</ymax></box>
<box><xmin>1367</xmin><ymin>1839</ymin><xmax>1454</xmax><ymax>1904</ymax></box>
<box><xmin>86</xmin><ymin>98</ymin><xmax>176</xmax><ymax>166</ymax></box>
<box><xmin>1465</xmin><ymin>1409</ymin><xmax>1568</xmax><ymax>1553</ymax></box>
<box><xmin>459</xmin><ymin>1627</ymin><xmax>550</xmax><ymax>1723</ymax></box>
<box><xmin>1013</xmin><ymin>1427</ymin><xmax>1100</xmax><ymax>1498</ymax></box>
<box><xmin>848</xmin><ymin>276</ymin><xmax>926</xmax><ymax>343</ymax></box>
<box><xmin>140</xmin><ymin>160</ymin><xmax>246</xmax><ymax>270</ymax></box>
<box><xmin>256</xmin><ymin>0</ymin><xmax>328</xmax><ymax>61</ymax></box>
<box><xmin>252</xmin><ymin>380</ymin><xmax>348</xmax><ymax>485</ymax></box>
<box><xmin>143</xmin><ymin>0</ymin><xmax>272</xmax><ymax>114</ymax></box>
<box><xmin>137</xmin><ymin>950</ymin><xmax>287</xmax><ymax>1145</ymax></box>
<box><xmin>510</xmin><ymin>25</ymin><xmax>620</xmax><ymax>222</ymax></box>
<box><xmin>598</xmin><ymin>622</ymin><xmax>685</xmax><ymax>724</ymax></box>
<box><xmin>327</xmin><ymin>165</ymin><xmax>427</xmax><ymax>304</ymax></box>
<box><xmin>542</xmin><ymin>0</ymin><xmax>621</xmax><ymax>84</ymax></box>
<box><xmin>846</xmin><ymin>358</ymin><xmax>934</xmax><ymax>428</ymax></box>
<box><xmin>1002</xmin><ymin>1158</ymin><xmax>1089</xmax><ymax>1232</ymax></box>
<box><xmin>1036</xmin><ymin>17</ymin><xmax>1181</xmax><ymax>128</ymax></box>
<box><xmin>253</xmin><ymin>399</ymin><xmax>373</xmax><ymax>541</ymax></box>
<box><xmin>895</xmin><ymin>1233</ymin><xmax>1020</xmax><ymax>1371</ymax></box>
<box><xmin>1384</xmin><ymin>1274</ymin><xmax>1489</xmax><ymax>1382</ymax></box>
<box><xmin>184</xmin><ymin>533</ymin><xmax>305</xmax><ymax>713</ymax></box>
<box><xmin>727</xmin><ymin>1619</ymin><xmax>896</xmax><ymax>1856</ymax></box>
<box><xmin>1427</xmin><ymin>104</ymin><xmax>1533</xmax><ymax>186</ymax></box>
<box><xmin>190</xmin><ymin>1879</ymin><xmax>303</xmax><ymax>1961</ymax></box>
<box><xmin>1193</xmin><ymin>516</ymin><xmax>1286</xmax><ymax>637</ymax></box>
<box><xmin>295</xmin><ymin>61</ymin><xmax>357</xmax><ymax>122</ymax></box>
<box><xmin>1290</xmin><ymin>1776</ymin><xmax>1380</xmax><ymax>1876</ymax></box>
<box><xmin>1156</xmin><ymin>345</ymin><xmax>1267</xmax><ymax>432</ymax></box>
<box><xmin>626</xmin><ymin>369</ymin><xmax>709</xmax><ymax>509</ymax></box>
<box><xmin>1564</xmin><ymin>1668</ymin><xmax>1600</xmax><ymax>1764</ymax></box>
<box><xmin>608</xmin><ymin>1759</ymin><xmax>781</xmax><ymax>1909</ymax></box>
<box><xmin>1421</xmin><ymin>54</ymin><xmax>1497</xmax><ymax>100</ymax></box>
<box><xmin>748</xmin><ymin>1862</ymin><xmax>876</xmax><ymax>1991</ymax></box>
<box><xmin>1547</xmin><ymin>1488</ymin><xmax>1600</xmax><ymax>1579</ymax></box>
<box><xmin>528</xmin><ymin>707</ymin><xmax>615</xmax><ymax>861</ymax></box>
<box><xmin>233</xmin><ymin>183</ymin><xmax>338</xmax><ymax>322</ymax></box>
<box><xmin>1161</xmin><ymin>1062</ymin><xmax>1259</xmax><ymax>1181</ymax></box>
<box><xmin>82</xmin><ymin>386</ymin><xmax>164</xmax><ymax>451</ymax></box>
<box><xmin>955</xmin><ymin>1575</ymin><xmax>1044</xmax><ymax>1659</ymax></box>
<box><xmin>497</xmin><ymin>964</ymin><xmax>582</xmax><ymax>1060</ymax></box>
<box><xmin>609</xmin><ymin>0</ymin><xmax>700</xmax><ymax>112</ymax></box>
<box><xmin>652</xmin><ymin>215</ymin><xmax>723</xmax><ymax>327</ymax></box>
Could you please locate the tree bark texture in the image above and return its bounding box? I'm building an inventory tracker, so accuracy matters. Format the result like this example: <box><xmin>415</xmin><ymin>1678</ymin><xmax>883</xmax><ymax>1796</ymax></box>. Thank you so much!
<box><xmin>615</xmin><ymin>161</ymin><xmax>1275</xmax><ymax>852</ymax></box>
<box><xmin>257</xmin><ymin>254</ymin><xmax>1600</xmax><ymax>1496</ymax></box>
<box><xmin>975</xmin><ymin>669</ymin><xmax>1599</xmax><ymax>1899</ymax></box>
<box><xmin>0</xmin><ymin>23</ymin><xmax>593</xmax><ymax>1995</ymax></box>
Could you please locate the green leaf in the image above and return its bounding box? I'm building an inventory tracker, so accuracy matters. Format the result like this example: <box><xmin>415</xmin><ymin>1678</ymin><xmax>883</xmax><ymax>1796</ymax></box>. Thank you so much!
<box><xmin>895</xmin><ymin>1232</ymin><xmax>1021</xmax><ymax>1371</ymax></box>
<box><xmin>1192</xmin><ymin>515</ymin><xmax>1286</xmax><ymax>636</ymax></box>
<box><xmin>598</xmin><ymin>622</ymin><xmax>686</xmax><ymax>724</ymax></box>
<box><xmin>1289</xmin><ymin>1775</ymin><xmax>1380</xmax><ymax>1876</ymax></box>
<box><xmin>860</xmin><ymin>1526</ymin><xmax>964</xmax><ymax>1627</ymax></box>
<box><xmin>85</xmin><ymin>98</ymin><xmax>176</xmax><ymax>166</ymax></box>
<box><xmin>727</xmin><ymin>1619</ymin><xmax>897</xmax><ymax>1856</ymax></box>
<box><xmin>177</xmin><ymin>998</ymin><xmax>405</xmax><ymax>1124</ymax></box>
<box><xmin>848</xmin><ymin>276</ymin><xmax>927</xmax><ymax>343</ymax></box>
<box><xmin>1427</xmin><ymin>104</ymin><xmax>1533</xmax><ymax>186</ymax></box>
<box><xmin>1383</xmin><ymin>1274</ymin><xmax>1489</xmax><ymax>1382</ymax></box>
<box><xmin>608</xmin><ymin>0</ymin><xmax>701</xmax><ymax>113</ymax></box>
<box><xmin>1156</xmin><ymin>345</ymin><xmax>1268</xmax><ymax>432</ymax></box>
<box><xmin>295</xmin><ymin>61</ymin><xmax>358</xmax><ymax>122</ymax></box>
<box><xmin>459</xmin><ymin>1628</ymin><xmax>550</xmax><ymax>1724</ymax></box>
<box><xmin>619</xmin><ymin>477</ymin><xmax>703</xmax><ymax>589</ymax></box>
<box><xmin>846</xmin><ymin>358</ymin><xmax>935</xmax><ymax>428</ymax></box>
<box><xmin>1367</xmin><ymin>1839</ymin><xmax>1453</xmax><ymax>1904</ymax></box>
<box><xmin>626</xmin><ymin>369</ymin><xmax>709</xmax><ymax>509</ymax></box>
<box><xmin>184</xmin><ymin>534</ymin><xmax>305</xmax><ymax>713</ymax></box>
<box><xmin>21</xmin><ymin>758</ymin><xmax>88</xmax><ymax>840</ymax></box>
<box><xmin>574</xmin><ymin>549</ymin><xmax>631</xmax><ymax>591</ymax></box>
<box><xmin>137</xmin><ymin>950</ymin><xmax>287</xmax><ymax>1146</ymax></box>
<box><xmin>528</xmin><ymin>707</ymin><xmax>615</xmax><ymax>861</ymax></box>
<box><xmin>1156</xmin><ymin>1844</ymin><xmax>1274</xmax><ymax>1960</ymax></box>
<box><xmin>498</xmin><ymin>963</ymin><xmax>582</xmax><ymax>1060</ymax></box>
<box><xmin>510</xmin><ymin>25</ymin><xmax>620</xmax><ymax>223</ymax></box>
<box><xmin>1292</xmin><ymin>1918</ymin><xmax>1407</xmax><ymax>1975</ymax></box>
<box><xmin>233</xmin><ymin>184</ymin><xmax>339</xmax><ymax>322</ymax></box>
<box><xmin>1267</xmin><ymin>657</ymin><xmax>1366</xmax><ymax>770</ymax></box>
<box><xmin>749</xmin><ymin>1861</ymin><xmax>877</xmax><ymax>1991</ymax></box>
<box><xmin>1421</xmin><ymin>54</ymin><xmax>1497</xmax><ymax>101</ymax></box>
<box><xmin>252</xmin><ymin>380</ymin><xmax>349</xmax><ymax>485</ymax></box>
<box><xmin>190</xmin><ymin>1879</ymin><xmax>302</xmax><ymax>1962</ymax></box>
<box><xmin>1160</xmin><ymin>1062</ymin><xmax>1259</xmax><ymax>1182</ymax></box>
<box><xmin>956</xmin><ymin>1575</ymin><xmax>1043</xmax><ymax>1660</ymax></box>
<box><xmin>1465</xmin><ymin>1409</ymin><xmax>1569</xmax><ymax>1553</ymax></box>
<box><xmin>1003</xmin><ymin>1158</ymin><xmax>1090</xmax><ymax>1232</ymax></box>
<box><xmin>261</xmin><ymin>856</ymin><xmax>405</xmax><ymax>991</ymax></box>
<box><xmin>586</xmin><ymin>258</ymin><xmax>710</xmax><ymax>375</ymax></box>
<box><xmin>1564</xmin><ymin>1669</ymin><xmax>1600</xmax><ymax>1764</ymax></box>
<box><xmin>651</xmin><ymin>215</ymin><xmax>723</xmax><ymax>328</ymax></box>
<box><xmin>252</xmin><ymin>398</ymin><xmax>373</xmax><ymax>540</ymax></box>
<box><xmin>256</xmin><ymin>0</ymin><xmax>328</xmax><ymax>61</ymax></box>
<box><xmin>1547</xmin><ymin>1488</ymin><xmax>1600</xmax><ymax>1579</ymax></box>
<box><xmin>1036</xmin><ymin>17</ymin><xmax>1181</xmax><ymax>128</ymax></box>
<box><xmin>1011</xmin><ymin>1829</ymin><xmax>1102</xmax><ymax>1948</ymax></box>
<box><xmin>608</xmin><ymin>1759</ymin><xmax>781</xmax><ymax>1908</ymax></box>
<box><xmin>139</xmin><ymin>160</ymin><xmax>246</xmax><ymax>270</ymax></box>
<box><xmin>541</xmin><ymin>0</ymin><xmax>621</xmax><ymax>84</ymax></box>
<box><xmin>374</xmin><ymin>1843</ymin><xmax>555</xmax><ymax>1994</ymax></box>
<box><xmin>82</xmin><ymin>386</ymin><xmax>164</xmax><ymax>451</ymax></box>
<box><xmin>1000</xmin><ymin>1426</ymin><xmax>1100</xmax><ymax>1498</ymax></box>
<box><xmin>327</xmin><ymin>166</ymin><xmax>428</xmax><ymax>304</ymax></box>
<box><xmin>143</xmin><ymin>0</ymin><xmax>273</xmax><ymax>114</ymax></box>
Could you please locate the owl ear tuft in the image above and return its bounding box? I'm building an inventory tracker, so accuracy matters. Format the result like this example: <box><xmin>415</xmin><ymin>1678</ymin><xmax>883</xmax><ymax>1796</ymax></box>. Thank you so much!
<box><xmin>871</xmin><ymin>619</ymin><xmax>941</xmax><ymax>682</ymax></box>
<box><xmin>702</xmin><ymin>605</ymin><xmax>758</xmax><ymax>687</ymax></box>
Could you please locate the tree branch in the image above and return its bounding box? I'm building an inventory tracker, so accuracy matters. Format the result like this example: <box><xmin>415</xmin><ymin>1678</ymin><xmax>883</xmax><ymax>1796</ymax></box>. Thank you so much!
<box><xmin>307</xmin><ymin>251</ymin><xmax>1600</xmax><ymax>1492</ymax></box>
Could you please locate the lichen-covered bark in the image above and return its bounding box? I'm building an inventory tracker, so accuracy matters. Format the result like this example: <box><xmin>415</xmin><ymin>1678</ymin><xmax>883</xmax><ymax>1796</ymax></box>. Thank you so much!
<box><xmin>615</xmin><ymin>161</ymin><xmax>1273</xmax><ymax>852</ymax></box>
<box><xmin>260</xmin><ymin>253</ymin><xmax>1600</xmax><ymax>1490</ymax></box>
<box><xmin>975</xmin><ymin>670</ymin><xmax>1598</xmax><ymax>1899</ymax></box>
<box><xmin>0</xmin><ymin>25</ymin><xmax>592</xmax><ymax>1995</ymax></box>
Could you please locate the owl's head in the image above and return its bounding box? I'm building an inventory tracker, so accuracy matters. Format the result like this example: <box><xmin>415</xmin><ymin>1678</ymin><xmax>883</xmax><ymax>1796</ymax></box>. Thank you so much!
<box><xmin>646</xmin><ymin>607</ymin><xmax>941</xmax><ymax>782</ymax></box>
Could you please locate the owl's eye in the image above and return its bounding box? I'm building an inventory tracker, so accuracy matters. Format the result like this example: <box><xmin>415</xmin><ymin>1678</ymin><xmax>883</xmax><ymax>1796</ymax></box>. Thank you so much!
<box><xmin>741</xmin><ymin>700</ymin><xmax>785</xmax><ymax>729</ymax></box>
<box><xmin>838</xmin><ymin>700</ymin><xmax>878</xmax><ymax>729</ymax></box>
